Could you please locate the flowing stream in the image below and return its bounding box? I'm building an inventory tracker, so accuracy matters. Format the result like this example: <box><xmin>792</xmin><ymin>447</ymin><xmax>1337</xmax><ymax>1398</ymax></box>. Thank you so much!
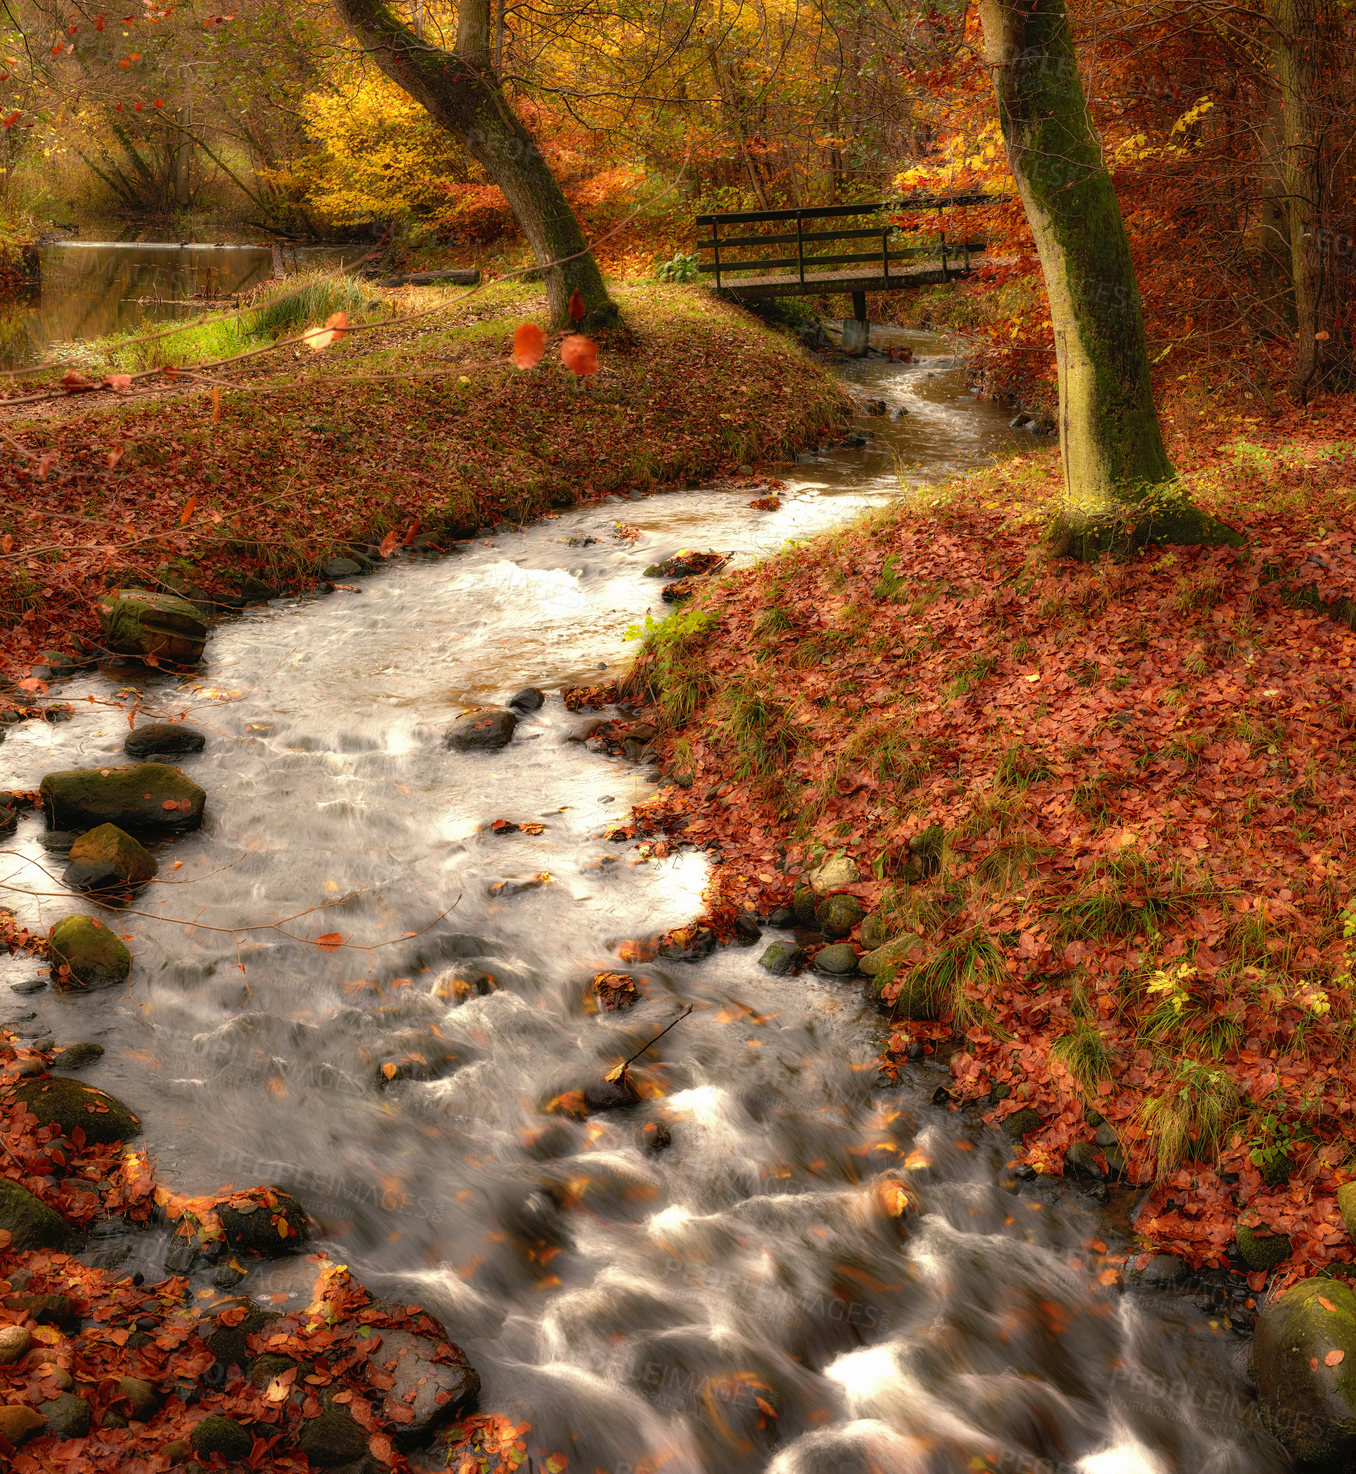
<box><xmin>1</xmin><ymin>337</ymin><xmax>1286</xmax><ymax>1473</ymax></box>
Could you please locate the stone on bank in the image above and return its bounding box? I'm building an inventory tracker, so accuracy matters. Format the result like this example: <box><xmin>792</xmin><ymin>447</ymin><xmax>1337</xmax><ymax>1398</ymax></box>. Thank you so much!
<box><xmin>100</xmin><ymin>589</ymin><xmax>208</xmax><ymax>665</ymax></box>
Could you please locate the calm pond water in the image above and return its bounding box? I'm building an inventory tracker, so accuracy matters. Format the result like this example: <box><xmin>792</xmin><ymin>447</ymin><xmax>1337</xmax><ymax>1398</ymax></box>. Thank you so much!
<box><xmin>0</xmin><ymin>229</ymin><xmax>364</xmax><ymax>367</ymax></box>
<box><xmin>0</xmin><ymin>340</ymin><xmax>1287</xmax><ymax>1473</ymax></box>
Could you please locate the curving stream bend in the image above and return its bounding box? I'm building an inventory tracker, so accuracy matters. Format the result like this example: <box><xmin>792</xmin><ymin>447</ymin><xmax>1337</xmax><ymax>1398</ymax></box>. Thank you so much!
<box><xmin>2</xmin><ymin>336</ymin><xmax>1286</xmax><ymax>1473</ymax></box>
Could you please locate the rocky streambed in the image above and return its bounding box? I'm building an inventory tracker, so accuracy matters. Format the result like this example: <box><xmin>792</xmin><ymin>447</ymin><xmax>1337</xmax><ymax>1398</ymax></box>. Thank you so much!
<box><xmin>0</xmin><ymin>338</ymin><xmax>1333</xmax><ymax>1472</ymax></box>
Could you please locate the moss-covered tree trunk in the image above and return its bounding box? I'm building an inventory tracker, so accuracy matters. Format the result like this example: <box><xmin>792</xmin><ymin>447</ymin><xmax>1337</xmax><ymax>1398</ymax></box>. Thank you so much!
<box><xmin>329</xmin><ymin>0</ymin><xmax>619</xmax><ymax>330</ymax></box>
<box><xmin>976</xmin><ymin>0</ymin><xmax>1240</xmax><ymax>556</ymax></box>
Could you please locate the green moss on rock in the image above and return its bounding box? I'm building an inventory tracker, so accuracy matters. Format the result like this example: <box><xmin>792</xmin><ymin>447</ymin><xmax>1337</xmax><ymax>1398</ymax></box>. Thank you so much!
<box><xmin>816</xmin><ymin>893</ymin><xmax>864</xmax><ymax>938</ymax></box>
<box><xmin>64</xmin><ymin>824</ymin><xmax>157</xmax><ymax>897</ymax></box>
<box><xmin>13</xmin><ymin>1077</ymin><xmax>140</xmax><ymax>1144</ymax></box>
<box><xmin>1236</xmin><ymin>1221</ymin><xmax>1292</xmax><ymax>1272</ymax></box>
<box><xmin>0</xmin><ymin>1180</ymin><xmax>80</xmax><ymax>1252</ymax></box>
<box><xmin>295</xmin><ymin>1409</ymin><xmax>368</xmax><ymax>1467</ymax></box>
<box><xmin>48</xmin><ymin>914</ymin><xmax>131</xmax><ymax>991</ymax></box>
<box><xmin>39</xmin><ymin>764</ymin><xmax>205</xmax><ymax>835</ymax></box>
<box><xmin>1003</xmin><ymin>1108</ymin><xmax>1044</xmax><ymax>1141</ymax></box>
<box><xmin>758</xmin><ymin>941</ymin><xmax>804</xmax><ymax>976</ymax></box>
<box><xmin>1253</xmin><ymin>1278</ymin><xmax>1356</xmax><ymax>1463</ymax></box>
<box><xmin>190</xmin><ymin>1415</ymin><xmax>252</xmax><ymax>1460</ymax></box>
<box><xmin>100</xmin><ymin>589</ymin><xmax>208</xmax><ymax>665</ymax></box>
<box><xmin>812</xmin><ymin>943</ymin><xmax>858</xmax><ymax>975</ymax></box>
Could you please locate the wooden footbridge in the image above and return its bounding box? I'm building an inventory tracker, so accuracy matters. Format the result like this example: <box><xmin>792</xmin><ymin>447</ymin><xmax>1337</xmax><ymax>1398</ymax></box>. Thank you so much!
<box><xmin>695</xmin><ymin>194</ymin><xmax>997</xmax><ymax>338</ymax></box>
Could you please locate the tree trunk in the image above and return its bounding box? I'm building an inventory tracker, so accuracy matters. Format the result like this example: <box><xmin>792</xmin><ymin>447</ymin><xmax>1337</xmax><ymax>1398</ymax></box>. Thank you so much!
<box><xmin>174</xmin><ymin>103</ymin><xmax>194</xmax><ymax>209</ymax></box>
<box><xmin>328</xmin><ymin>0</ymin><xmax>619</xmax><ymax>330</ymax></box>
<box><xmin>1273</xmin><ymin>0</ymin><xmax>1330</xmax><ymax>401</ymax></box>
<box><xmin>1257</xmin><ymin>80</ymin><xmax>1296</xmax><ymax>337</ymax></box>
<box><xmin>976</xmin><ymin>0</ymin><xmax>1241</xmax><ymax>556</ymax></box>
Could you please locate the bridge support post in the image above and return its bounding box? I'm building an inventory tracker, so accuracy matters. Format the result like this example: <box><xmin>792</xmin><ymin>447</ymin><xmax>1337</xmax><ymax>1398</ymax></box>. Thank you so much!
<box><xmin>842</xmin><ymin>290</ymin><xmax>870</xmax><ymax>355</ymax></box>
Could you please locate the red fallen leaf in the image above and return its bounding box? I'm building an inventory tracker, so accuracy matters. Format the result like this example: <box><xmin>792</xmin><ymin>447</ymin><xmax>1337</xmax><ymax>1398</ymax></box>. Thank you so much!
<box><xmin>316</xmin><ymin>932</ymin><xmax>344</xmax><ymax>953</ymax></box>
<box><xmin>368</xmin><ymin>1432</ymin><xmax>394</xmax><ymax>1464</ymax></box>
<box><xmin>180</xmin><ymin>494</ymin><xmax>197</xmax><ymax>526</ymax></box>
<box><xmin>162</xmin><ymin>798</ymin><xmax>181</xmax><ymax>810</ymax></box>
<box><xmin>35</xmin><ymin>450</ymin><xmax>56</xmax><ymax>479</ymax></box>
<box><xmin>163</xmin><ymin>365</ymin><xmax>179</xmax><ymax>381</ymax></box>
<box><xmin>568</xmin><ymin>289</ymin><xmax>585</xmax><ymax>321</ymax></box>
<box><xmin>106</xmin><ymin>446</ymin><xmax>124</xmax><ymax>469</ymax></box>
<box><xmin>378</xmin><ymin>529</ymin><xmax>399</xmax><ymax>558</ymax></box>
<box><xmin>560</xmin><ymin>334</ymin><xmax>599</xmax><ymax>377</ymax></box>
<box><xmin>217</xmin><ymin>1306</ymin><xmax>248</xmax><ymax>1326</ymax></box>
<box><xmin>62</xmin><ymin>369</ymin><xmax>94</xmax><ymax>393</ymax></box>
<box><xmin>0</xmin><ymin>534</ymin><xmax>10</xmax><ymax>553</ymax></box>
<box><xmin>512</xmin><ymin>322</ymin><xmax>546</xmax><ymax>370</ymax></box>
<box><xmin>1327</xmin><ymin>1348</ymin><xmax>1345</xmax><ymax>1366</ymax></box>
<box><xmin>105</xmin><ymin>373</ymin><xmax>133</xmax><ymax>391</ymax></box>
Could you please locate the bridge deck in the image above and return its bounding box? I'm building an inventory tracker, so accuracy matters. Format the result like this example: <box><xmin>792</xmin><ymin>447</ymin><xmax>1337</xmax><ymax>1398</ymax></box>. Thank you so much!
<box><xmin>709</xmin><ymin>260</ymin><xmax>975</xmax><ymax>300</ymax></box>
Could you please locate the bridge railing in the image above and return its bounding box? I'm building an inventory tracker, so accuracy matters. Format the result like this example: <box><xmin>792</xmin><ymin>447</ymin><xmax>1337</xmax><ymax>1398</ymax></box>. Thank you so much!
<box><xmin>694</xmin><ymin>194</ymin><xmax>998</xmax><ymax>290</ymax></box>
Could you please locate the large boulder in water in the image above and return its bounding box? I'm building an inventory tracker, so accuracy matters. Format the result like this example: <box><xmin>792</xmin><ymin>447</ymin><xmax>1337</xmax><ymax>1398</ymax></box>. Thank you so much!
<box><xmin>124</xmin><ymin>722</ymin><xmax>206</xmax><ymax>759</ymax></box>
<box><xmin>63</xmin><ymin>823</ymin><xmax>157</xmax><ymax>898</ymax></box>
<box><xmin>1253</xmin><ymin>1278</ymin><xmax>1356</xmax><ymax>1463</ymax></box>
<box><xmin>100</xmin><ymin>589</ymin><xmax>208</xmax><ymax>665</ymax></box>
<box><xmin>48</xmin><ymin>913</ymin><xmax>132</xmax><ymax>990</ymax></box>
<box><xmin>39</xmin><ymin>763</ymin><xmax>205</xmax><ymax>834</ymax></box>
<box><xmin>445</xmin><ymin>708</ymin><xmax>517</xmax><ymax>751</ymax></box>
<box><xmin>12</xmin><ymin>1077</ymin><xmax>141</xmax><ymax>1144</ymax></box>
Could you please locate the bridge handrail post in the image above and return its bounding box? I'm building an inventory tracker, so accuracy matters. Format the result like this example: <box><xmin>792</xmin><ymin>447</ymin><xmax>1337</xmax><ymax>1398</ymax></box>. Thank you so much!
<box><xmin>796</xmin><ymin>213</ymin><xmax>805</xmax><ymax>285</ymax></box>
<box><xmin>882</xmin><ymin>223</ymin><xmax>890</xmax><ymax>283</ymax></box>
<box><xmin>713</xmin><ymin>219</ymin><xmax>721</xmax><ymax>290</ymax></box>
<box><xmin>940</xmin><ymin>229</ymin><xmax>948</xmax><ymax>283</ymax></box>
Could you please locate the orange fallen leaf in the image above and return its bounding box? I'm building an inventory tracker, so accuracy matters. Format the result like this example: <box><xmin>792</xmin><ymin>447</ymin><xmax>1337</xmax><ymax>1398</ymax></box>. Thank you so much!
<box><xmin>316</xmin><ymin>932</ymin><xmax>344</xmax><ymax>953</ymax></box>
<box><xmin>561</xmin><ymin>334</ymin><xmax>599</xmax><ymax>377</ymax></box>
<box><xmin>512</xmin><ymin>322</ymin><xmax>546</xmax><ymax>369</ymax></box>
<box><xmin>1327</xmin><ymin>1349</ymin><xmax>1345</xmax><ymax>1366</ymax></box>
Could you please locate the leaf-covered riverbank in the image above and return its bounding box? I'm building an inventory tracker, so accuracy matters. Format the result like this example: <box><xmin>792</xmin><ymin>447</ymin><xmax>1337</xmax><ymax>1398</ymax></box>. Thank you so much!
<box><xmin>625</xmin><ymin>425</ymin><xmax>1356</xmax><ymax>1281</ymax></box>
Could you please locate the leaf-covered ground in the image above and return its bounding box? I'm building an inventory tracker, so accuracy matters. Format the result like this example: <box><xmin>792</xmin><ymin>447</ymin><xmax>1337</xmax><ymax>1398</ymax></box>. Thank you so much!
<box><xmin>627</xmin><ymin>424</ymin><xmax>1356</xmax><ymax>1283</ymax></box>
<box><xmin>0</xmin><ymin>281</ymin><xmax>849</xmax><ymax>687</ymax></box>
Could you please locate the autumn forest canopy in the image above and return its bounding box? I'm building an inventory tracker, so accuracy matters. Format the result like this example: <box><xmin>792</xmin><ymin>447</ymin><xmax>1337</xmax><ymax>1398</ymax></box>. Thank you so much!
<box><xmin>0</xmin><ymin>0</ymin><xmax>1352</xmax><ymax>400</ymax></box>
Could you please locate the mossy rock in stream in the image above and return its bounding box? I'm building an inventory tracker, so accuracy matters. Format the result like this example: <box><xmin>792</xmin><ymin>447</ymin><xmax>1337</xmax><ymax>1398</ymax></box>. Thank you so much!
<box><xmin>0</xmin><ymin>1179</ymin><xmax>81</xmax><ymax>1252</ymax></box>
<box><xmin>295</xmin><ymin>1409</ymin><xmax>368</xmax><ymax>1467</ymax></box>
<box><xmin>1253</xmin><ymin>1278</ymin><xmax>1356</xmax><ymax>1464</ymax></box>
<box><xmin>190</xmin><ymin>1415</ymin><xmax>253</xmax><ymax>1461</ymax></box>
<box><xmin>64</xmin><ymin>823</ymin><xmax>157</xmax><ymax>898</ymax></box>
<box><xmin>48</xmin><ymin>914</ymin><xmax>131</xmax><ymax>991</ymax></box>
<box><xmin>1236</xmin><ymin>1221</ymin><xmax>1292</xmax><ymax>1272</ymax></box>
<box><xmin>12</xmin><ymin>1077</ymin><xmax>141</xmax><ymax>1144</ymax></box>
<box><xmin>39</xmin><ymin>764</ymin><xmax>205</xmax><ymax>835</ymax></box>
<box><xmin>207</xmin><ymin>1300</ymin><xmax>281</xmax><ymax>1369</ymax></box>
<box><xmin>100</xmin><ymin>589</ymin><xmax>208</xmax><ymax>665</ymax></box>
<box><xmin>124</xmin><ymin>722</ymin><xmax>207</xmax><ymax>759</ymax></box>
<box><xmin>815</xmin><ymin>893</ymin><xmax>864</xmax><ymax>939</ymax></box>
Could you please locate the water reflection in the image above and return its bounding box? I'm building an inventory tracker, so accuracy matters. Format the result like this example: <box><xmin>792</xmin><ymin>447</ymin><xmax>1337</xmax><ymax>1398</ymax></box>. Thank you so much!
<box><xmin>0</xmin><ymin>231</ymin><xmax>362</xmax><ymax>367</ymax></box>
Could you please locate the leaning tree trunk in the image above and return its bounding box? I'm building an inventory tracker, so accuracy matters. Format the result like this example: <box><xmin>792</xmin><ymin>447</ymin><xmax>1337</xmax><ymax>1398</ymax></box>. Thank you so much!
<box><xmin>328</xmin><ymin>0</ymin><xmax>619</xmax><ymax>330</ymax></box>
<box><xmin>976</xmin><ymin>0</ymin><xmax>1241</xmax><ymax>557</ymax></box>
<box><xmin>1273</xmin><ymin>0</ymin><xmax>1330</xmax><ymax>402</ymax></box>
